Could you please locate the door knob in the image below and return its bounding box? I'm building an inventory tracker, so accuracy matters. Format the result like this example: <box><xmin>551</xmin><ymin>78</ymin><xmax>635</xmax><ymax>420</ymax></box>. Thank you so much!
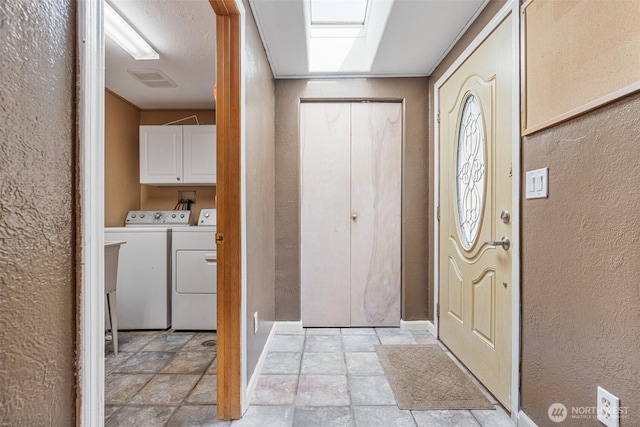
<box><xmin>352</xmin><ymin>213</ymin><xmax>358</xmax><ymax>221</ymax></box>
<box><xmin>486</xmin><ymin>236</ymin><xmax>510</xmax><ymax>250</ymax></box>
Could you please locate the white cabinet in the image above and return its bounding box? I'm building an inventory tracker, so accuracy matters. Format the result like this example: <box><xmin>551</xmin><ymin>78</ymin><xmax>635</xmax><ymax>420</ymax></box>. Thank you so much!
<box><xmin>140</xmin><ymin>125</ymin><xmax>216</xmax><ymax>185</ymax></box>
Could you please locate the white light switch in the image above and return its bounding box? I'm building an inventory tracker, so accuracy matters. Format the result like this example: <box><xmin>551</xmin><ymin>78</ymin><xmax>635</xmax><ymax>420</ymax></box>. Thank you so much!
<box><xmin>525</xmin><ymin>168</ymin><xmax>548</xmax><ymax>199</ymax></box>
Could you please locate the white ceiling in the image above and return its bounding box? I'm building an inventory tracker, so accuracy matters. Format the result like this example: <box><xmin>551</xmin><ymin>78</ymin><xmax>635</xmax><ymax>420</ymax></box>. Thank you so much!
<box><xmin>105</xmin><ymin>0</ymin><xmax>216</xmax><ymax>109</ymax></box>
<box><xmin>250</xmin><ymin>0</ymin><xmax>488</xmax><ymax>78</ymax></box>
<box><xmin>105</xmin><ymin>0</ymin><xmax>487</xmax><ymax>107</ymax></box>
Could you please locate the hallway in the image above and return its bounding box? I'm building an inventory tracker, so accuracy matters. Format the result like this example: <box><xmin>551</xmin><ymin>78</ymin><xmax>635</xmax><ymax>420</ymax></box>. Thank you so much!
<box><xmin>104</xmin><ymin>328</ymin><xmax>513</xmax><ymax>426</ymax></box>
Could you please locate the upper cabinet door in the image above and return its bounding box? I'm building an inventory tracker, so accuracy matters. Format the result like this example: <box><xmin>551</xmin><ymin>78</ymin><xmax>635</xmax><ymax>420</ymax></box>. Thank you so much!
<box><xmin>183</xmin><ymin>125</ymin><xmax>216</xmax><ymax>184</ymax></box>
<box><xmin>140</xmin><ymin>126</ymin><xmax>183</xmax><ymax>184</ymax></box>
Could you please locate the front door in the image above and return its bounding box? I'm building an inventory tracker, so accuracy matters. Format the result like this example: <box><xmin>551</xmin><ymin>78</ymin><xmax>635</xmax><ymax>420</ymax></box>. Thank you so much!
<box><xmin>438</xmin><ymin>14</ymin><xmax>514</xmax><ymax>409</ymax></box>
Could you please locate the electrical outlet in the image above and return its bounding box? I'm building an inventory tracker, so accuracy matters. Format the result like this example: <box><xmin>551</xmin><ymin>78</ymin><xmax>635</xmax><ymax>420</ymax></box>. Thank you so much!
<box><xmin>253</xmin><ymin>312</ymin><xmax>258</xmax><ymax>334</ymax></box>
<box><xmin>597</xmin><ymin>386</ymin><xmax>620</xmax><ymax>427</ymax></box>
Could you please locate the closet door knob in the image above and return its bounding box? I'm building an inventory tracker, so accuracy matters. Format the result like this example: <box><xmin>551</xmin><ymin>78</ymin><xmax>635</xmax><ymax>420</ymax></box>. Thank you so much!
<box><xmin>352</xmin><ymin>213</ymin><xmax>358</xmax><ymax>221</ymax></box>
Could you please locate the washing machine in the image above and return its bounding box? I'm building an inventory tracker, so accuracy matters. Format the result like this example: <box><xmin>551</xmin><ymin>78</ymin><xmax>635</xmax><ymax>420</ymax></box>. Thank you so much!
<box><xmin>171</xmin><ymin>208</ymin><xmax>217</xmax><ymax>330</ymax></box>
<box><xmin>105</xmin><ymin>210</ymin><xmax>191</xmax><ymax>329</ymax></box>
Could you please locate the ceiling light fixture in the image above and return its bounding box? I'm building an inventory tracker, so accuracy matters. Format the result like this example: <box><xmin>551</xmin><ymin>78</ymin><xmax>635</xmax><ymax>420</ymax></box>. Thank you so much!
<box><xmin>104</xmin><ymin>1</ymin><xmax>159</xmax><ymax>60</ymax></box>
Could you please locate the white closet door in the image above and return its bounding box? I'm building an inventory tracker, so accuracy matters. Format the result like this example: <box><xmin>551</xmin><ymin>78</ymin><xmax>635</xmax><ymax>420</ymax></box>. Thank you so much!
<box><xmin>350</xmin><ymin>102</ymin><xmax>402</xmax><ymax>326</ymax></box>
<box><xmin>300</xmin><ymin>103</ymin><xmax>352</xmax><ymax>326</ymax></box>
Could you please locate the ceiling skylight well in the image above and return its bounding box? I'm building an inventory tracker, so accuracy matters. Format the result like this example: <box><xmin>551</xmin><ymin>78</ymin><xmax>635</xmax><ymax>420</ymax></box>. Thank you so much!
<box><xmin>311</xmin><ymin>0</ymin><xmax>369</xmax><ymax>25</ymax></box>
<box><xmin>306</xmin><ymin>0</ymin><xmax>394</xmax><ymax>74</ymax></box>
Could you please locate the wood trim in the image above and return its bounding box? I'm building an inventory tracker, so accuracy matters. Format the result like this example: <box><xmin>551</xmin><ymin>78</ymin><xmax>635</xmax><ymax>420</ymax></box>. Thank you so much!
<box><xmin>522</xmin><ymin>82</ymin><xmax>640</xmax><ymax>136</ymax></box>
<box><xmin>210</xmin><ymin>0</ymin><xmax>242</xmax><ymax>420</ymax></box>
<box><xmin>210</xmin><ymin>0</ymin><xmax>239</xmax><ymax>15</ymax></box>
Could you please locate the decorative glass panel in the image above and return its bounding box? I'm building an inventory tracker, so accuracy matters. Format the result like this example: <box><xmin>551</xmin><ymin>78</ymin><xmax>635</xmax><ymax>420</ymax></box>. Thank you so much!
<box><xmin>456</xmin><ymin>94</ymin><xmax>485</xmax><ymax>247</ymax></box>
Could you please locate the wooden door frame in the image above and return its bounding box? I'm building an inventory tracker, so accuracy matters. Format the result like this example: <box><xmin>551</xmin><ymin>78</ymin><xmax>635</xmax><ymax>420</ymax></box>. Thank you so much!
<box><xmin>209</xmin><ymin>0</ymin><xmax>243</xmax><ymax>420</ymax></box>
<box><xmin>432</xmin><ymin>0</ymin><xmax>521</xmax><ymax>419</ymax></box>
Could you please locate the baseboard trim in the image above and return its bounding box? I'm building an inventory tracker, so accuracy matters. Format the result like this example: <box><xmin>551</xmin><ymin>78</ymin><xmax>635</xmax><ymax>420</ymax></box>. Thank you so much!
<box><xmin>517</xmin><ymin>410</ymin><xmax>538</xmax><ymax>427</ymax></box>
<box><xmin>245</xmin><ymin>323</ymin><xmax>276</xmax><ymax>406</ymax></box>
<box><xmin>400</xmin><ymin>319</ymin><xmax>436</xmax><ymax>336</ymax></box>
<box><xmin>274</xmin><ymin>320</ymin><xmax>303</xmax><ymax>332</ymax></box>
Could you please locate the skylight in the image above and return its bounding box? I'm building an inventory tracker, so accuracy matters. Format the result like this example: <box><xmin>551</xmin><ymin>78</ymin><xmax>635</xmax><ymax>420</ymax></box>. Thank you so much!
<box><xmin>310</xmin><ymin>0</ymin><xmax>369</xmax><ymax>25</ymax></box>
<box><xmin>306</xmin><ymin>0</ymin><xmax>394</xmax><ymax>74</ymax></box>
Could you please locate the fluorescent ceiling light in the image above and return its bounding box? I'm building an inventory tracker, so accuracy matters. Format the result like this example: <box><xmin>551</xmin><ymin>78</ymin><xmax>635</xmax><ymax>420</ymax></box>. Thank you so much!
<box><xmin>105</xmin><ymin>1</ymin><xmax>159</xmax><ymax>60</ymax></box>
<box><xmin>311</xmin><ymin>0</ymin><xmax>369</xmax><ymax>25</ymax></box>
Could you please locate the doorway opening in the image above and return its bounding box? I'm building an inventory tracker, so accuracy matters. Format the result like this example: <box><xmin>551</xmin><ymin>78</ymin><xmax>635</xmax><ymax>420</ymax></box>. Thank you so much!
<box><xmin>77</xmin><ymin>0</ymin><xmax>244</xmax><ymax>423</ymax></box>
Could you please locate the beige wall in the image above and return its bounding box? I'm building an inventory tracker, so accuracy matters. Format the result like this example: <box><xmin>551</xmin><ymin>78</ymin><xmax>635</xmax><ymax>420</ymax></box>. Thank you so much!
<box><xmin>521</xmin><ymin>92</ymin><xmax>640</xmax><ymax>426</ymax></box>
<box><xmin>140</xmin><ymin>109</ymin><xmax>215</xmax><ymax>126</ymax></box>
<box><xmin>105</xmin><ymin>91</ymin><xmax>141</xmax><ymax>226</ymax></box>
<box><xmin>0</xmin><ymin>0</ymin><xmax>77</xmax><ymax>424</ymax></box>
<box><xmin>274</xmin><ymin>78</ymin><xmax>430</xmax><ymax>321</ymax></box>
<box><xmin>243</xmin><ymin>0</ymin><xmax>276</xmax><ymax>380</ymax></box>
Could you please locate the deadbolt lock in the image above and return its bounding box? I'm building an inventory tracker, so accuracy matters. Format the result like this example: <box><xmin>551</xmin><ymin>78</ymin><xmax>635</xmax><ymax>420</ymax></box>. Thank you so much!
<box><xmin>500</xmin><ymin>210</ymin><xmax>510</xmax><ymax>224</ymax></box>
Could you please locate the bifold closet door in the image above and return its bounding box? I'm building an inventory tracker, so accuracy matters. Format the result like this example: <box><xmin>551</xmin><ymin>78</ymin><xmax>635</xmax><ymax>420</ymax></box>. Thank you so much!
<box><xmin>300</xmin><ymin>102</ymin><xmax>402</xmax><ymax>327</ymax></box>
<box><xmin>350</xmin><ymin>102</ymin><xmax>402</xmax><ymax>326</ymax></box>
<box><xmin>300</xmin><ymin>102</ymin><xmax>352</xmax><ymax>326</ymax></box>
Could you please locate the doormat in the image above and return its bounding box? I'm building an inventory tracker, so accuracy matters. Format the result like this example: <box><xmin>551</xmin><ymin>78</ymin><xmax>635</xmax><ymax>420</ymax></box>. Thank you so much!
<box><xmin>376</xmin><ymin>344</ymin><xmax>494</xmax><ymax>410</ymax></box>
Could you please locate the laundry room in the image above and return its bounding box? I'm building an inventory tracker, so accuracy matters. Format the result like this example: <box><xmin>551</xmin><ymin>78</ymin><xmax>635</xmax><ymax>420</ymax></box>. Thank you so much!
<box><xmin>101</xmin><ymin>0</ymin><xmax>219</xmax><ymax>419</ymax></box>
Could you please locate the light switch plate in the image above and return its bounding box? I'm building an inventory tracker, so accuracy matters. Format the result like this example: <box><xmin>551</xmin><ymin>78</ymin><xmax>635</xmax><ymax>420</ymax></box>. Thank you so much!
<box><xmin>525</xmin><ymin>168</ymin><xmax>548</xmax><ymax>199</ymax></box>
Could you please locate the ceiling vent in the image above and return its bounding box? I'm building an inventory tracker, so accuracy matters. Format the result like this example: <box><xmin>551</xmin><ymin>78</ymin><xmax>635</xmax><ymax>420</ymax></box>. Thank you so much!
<box><xmin>128</xmin><ymin>69</ymin><xmax>177</xmax><ymax>88</ymax></box>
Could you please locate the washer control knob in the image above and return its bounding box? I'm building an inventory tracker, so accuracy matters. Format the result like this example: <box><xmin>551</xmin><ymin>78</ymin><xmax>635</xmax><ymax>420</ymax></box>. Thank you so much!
<box><xmin>140</xmin><ymin>213</ymin><xmax>145</xmax><ymax>218</ymax></box>
<box><xmin>131</xmin><ymin>214</ymin><xmax>136</xmax><ymax>218</ymax></box>
<box><xmin>172</xmin><ymin>214</ymin><xmax>176</xmax><ymax>218</ymax></box>
<box><xmin>180</xmin><ymin>214</ymin><xmax>185</xmax><ymax>218</ymax></box>
<box><xmin>204</xmin><ymin>212</ymin><xmax>210</xmax><ymax>218</ymax></box>
<box><xmin>154</xmin><ymin>212</ymin><xmax>162</xmax><ymax>220</ymax></box>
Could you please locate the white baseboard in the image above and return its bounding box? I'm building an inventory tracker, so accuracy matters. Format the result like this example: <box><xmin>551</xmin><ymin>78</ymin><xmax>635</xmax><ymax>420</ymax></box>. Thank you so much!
<box><xmin>400</xmin><ymin>319</ymin><xmax>437</xmax><ymax>336</ymax></box>
<box><xmin>517</xmin><ymin>410</ymin><xmax>538</xmax><ymax>427</ymax></box>
<box><xmin>245</xmin><ymin>323</ymin><xmax>276</xmax><ymax>406</ymax></box>
<box><xmin>274</xmin><ymin>320</ymin><xmax>303</xmax><ymax>332</ymax></box>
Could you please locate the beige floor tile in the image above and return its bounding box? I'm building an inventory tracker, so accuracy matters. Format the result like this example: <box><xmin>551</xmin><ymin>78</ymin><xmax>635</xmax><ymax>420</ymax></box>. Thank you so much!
<box><xmin>160</xmin><ymin>351</ymin><xmax>216</xmax><ymax>374</ymax></box>
<box><xmin>142</xmin><ymin>333</ymin><xmax>194</xmax><ymax>352</ymax></box>
<box><xmin>206</xmin><ymin>357</ymin><xmax>218</xmax><ymax>374</ymax></box>
<box><xmin>185</xmin><ymin>374</ymin><xmax>217</xmax><ymax>404</ymax></box>
<box><xmin>129</xmin><ymin>374</ymin><xmax>201</xmax><ymax>405</ymax></box>
<box><xmin>104</xmin><ymin>374</ymin><xmax>153</xmax><ymax>405</ymax></box>
<box><xmin>105</xmin><ymin>405</ymin><xmax>176</xmax><ymax>427</ymax></box>
<box><xmin>251</xmin><ymin>375</ymin><xmax>297</xmax><ymax>405</ymax></box>
<box><xmin>167</xmin><ymin>405</ymin><xmax>229</xmax><ymax>426</ymax></box>
<box><xmin>182</xmin><ymin>332</ymin><xmax>218</xmax><ymax>352</ymax></box>
<box><xmin>114</xmin><ymin>351</ymin><xmax>174</xmax><ymax>374</ymax></box>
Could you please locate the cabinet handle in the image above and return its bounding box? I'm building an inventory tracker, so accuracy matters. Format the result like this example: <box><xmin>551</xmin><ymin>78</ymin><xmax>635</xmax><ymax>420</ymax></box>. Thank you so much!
<box><xmin>177</xmin><ymin>177</ymin><xmax>181</xmax><ymax>181</ymax></box>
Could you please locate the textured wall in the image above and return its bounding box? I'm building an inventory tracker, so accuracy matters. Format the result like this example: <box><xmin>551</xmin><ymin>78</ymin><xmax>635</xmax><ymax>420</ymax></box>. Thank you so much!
<box><xmin>274</xmin><ymin>78</ymin><xmax>429</xmax><ymax>321</ymax></box>
<box><xmin>0</xmin><ymin>0</ymin><xmax>77</xmax><ymax>424</ymax></box>
<box><xmin>105</xmin><ymin>91</ymin><xmax>141</xmax><ymax>226</ymax></box>
<box><xmin>521</xmin><ymin>93</ymin><xmax>640</xmax><ymax>425</ymax></box>
<box><xmin>243</xmin><ymin>0</ymin><xmax>276</xmax><ymax>380</ymax></box>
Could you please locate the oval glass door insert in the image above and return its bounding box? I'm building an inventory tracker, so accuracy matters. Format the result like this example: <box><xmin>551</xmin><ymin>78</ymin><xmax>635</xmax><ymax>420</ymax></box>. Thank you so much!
<box><xmin>456</xmin><ymin>93</ymin><xmax>486</xmax><ymax>248</ymax></box>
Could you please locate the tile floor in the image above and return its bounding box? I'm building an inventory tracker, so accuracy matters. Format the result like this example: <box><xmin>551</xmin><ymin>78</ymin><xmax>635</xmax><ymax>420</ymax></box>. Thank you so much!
<box><xmin>104</xmin><ymin>327</ymin><xmax>515</xmax><ymax>427</ymax></box>
<box><xmin>104</xmin><ymin>330</ymin><xmax>219</xmax><ymax>426</ymax></box>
